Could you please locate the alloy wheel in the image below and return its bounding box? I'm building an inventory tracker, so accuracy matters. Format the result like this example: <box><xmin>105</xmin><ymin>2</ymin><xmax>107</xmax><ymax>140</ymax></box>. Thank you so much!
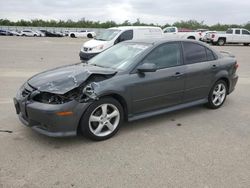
<box><xmin>212</xmin><ymin>83</ymin><xmax>226</xmax><ymax>106</ymax></box>
<box><xmin>89</xmin><ymin>103</ymin><xmax>120</xmax><ymax>137</ymax></box>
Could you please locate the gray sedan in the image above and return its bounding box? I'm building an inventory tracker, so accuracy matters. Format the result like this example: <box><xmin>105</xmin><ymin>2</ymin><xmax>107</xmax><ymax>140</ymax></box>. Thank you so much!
<box><xmin>14</xmin><ymin>39</ymin><xmax>238</xmax><ymax>141</ymax></box>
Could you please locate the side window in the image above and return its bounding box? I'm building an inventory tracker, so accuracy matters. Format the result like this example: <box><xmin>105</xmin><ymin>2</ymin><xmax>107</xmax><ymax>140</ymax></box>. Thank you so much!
<box><xmin>119</xmin><ymin>30</ymin><xmax>133</xmax><ymax>42</ymax></box>
<box><xmin>183</xmin><ymin>42</ymin><xmax>207</xmax><ymax>64</ymax></box>
<box><xmin>242</xmin><ymin>30</ymin><xmax>250</xmax><ymax>35</ymax></box>
<box><xmin>142</xmin><ymin>42</ymin><xmax>181</xmax><ymax>69</ymax></box>
<box><xmin>206</xmin><ymin>48</ymin><xmax>216</xmax><ymax>61</ymax></box>
<box><xmin>226</xmin><ymin>29</ymin><xmax>233</xmax><ymax>34</ymax></box>
<box><xmin>235</xmin><ymin>30</ymin><xmax>240</xmax><ymax>34</ymax></box>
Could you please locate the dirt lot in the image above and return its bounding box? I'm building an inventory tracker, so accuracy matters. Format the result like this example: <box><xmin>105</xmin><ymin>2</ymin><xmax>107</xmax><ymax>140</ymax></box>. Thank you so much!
<box><xmin>0</xmin><ymin>36</ymin><xmax>249</xmax><ymax>188</ymax></box>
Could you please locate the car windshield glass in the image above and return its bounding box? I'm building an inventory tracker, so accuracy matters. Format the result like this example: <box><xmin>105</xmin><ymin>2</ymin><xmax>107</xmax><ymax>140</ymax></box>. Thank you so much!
<box><xmin>95</xmin><ymin>29</ymin><xmax>120</xmax><ymax>41</ymax></box>
<box><xmin>88</xmin><ymin>43</ymin><xmax>151</xmax><ymax>71</ymax></box>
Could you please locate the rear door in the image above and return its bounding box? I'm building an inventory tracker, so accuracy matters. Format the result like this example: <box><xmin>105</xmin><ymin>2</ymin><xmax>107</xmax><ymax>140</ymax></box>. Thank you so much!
<box><xmin>130</xmin><ymin>42</ymin><xmax>186</xmax><ymax>114</ymax></box>
<box><xmin>182</xmin><ymin>41</ymin><xmax>218</xmax><ymax>102</ymax></box>
<box><xmin>233</xmin><ymin>29</ymin><xmax>242</xmax><ymax>43</ymax></box>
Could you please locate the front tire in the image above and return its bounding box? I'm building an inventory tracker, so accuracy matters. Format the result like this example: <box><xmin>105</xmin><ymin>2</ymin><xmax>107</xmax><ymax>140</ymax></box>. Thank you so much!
<box><xmin>244</xmin><ymin>43</ymin><xmax>249</xmax><ymax>46</ymax></box>
<box><xmin>207</xmin><ymin>80</ymin><xmax>228</xmax><ymax>109</ymax></box>
<box><xmin>80</xmin><ymin>97</ymin><xmax>124</xmax><ymax>141</ymax></box>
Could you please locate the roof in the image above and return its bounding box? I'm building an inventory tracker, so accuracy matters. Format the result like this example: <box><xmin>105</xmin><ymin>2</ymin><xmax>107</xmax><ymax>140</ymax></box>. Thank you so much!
<box><xmin>108</xmin><ymin>26</ymin><xmax>162</xmax><ymax>30</ymax></box>
<box><xmin>123</xmin><ymin>38</ymin><xmax>206</xmax><ymax>45</ymax></box>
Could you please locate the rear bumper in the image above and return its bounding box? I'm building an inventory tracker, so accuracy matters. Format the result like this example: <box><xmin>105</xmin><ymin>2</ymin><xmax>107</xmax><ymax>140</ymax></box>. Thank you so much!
<box><xmin>79</xmin><ymin>51</ymin><xmax>99</xmax><ymax>61</ymax></box>
<box><xmin>229</xmin><ymin>74</ymin><xmax>238</xmax><ymax>94</ymax></box>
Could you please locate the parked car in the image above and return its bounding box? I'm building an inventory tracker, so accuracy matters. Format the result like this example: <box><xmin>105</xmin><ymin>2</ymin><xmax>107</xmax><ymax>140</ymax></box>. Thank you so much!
<box><xmin>0</xmin><ymin>29</ymin><xmax>13</xmax><ymax>36</ymax></box>
<box><xmin>209</xmin><ymin>28</ymin><xmax>250</xmax><ymax>46</ymax></box>
<box><xmin>200</xmin><ymin>31</ymin><xmax>217</xmax><ymax>42</ymax></box>
<box><xmin>163</xmin><ymin>27</ymin><xmax>201</xmax><ymax>40</ymax></box>
<box><xmin>69</xmin><ymin>30</ymin><xmax>96</xmax><ymax>38</ymax></box>
<box><xmin>14</xmin><ymin>39</ymin><xmax>238</xmax><ymax>141</ymax></box>
<box><xmin>20</xmin><ymin>30</ymin><xmax>39</xmax><ymax>37</ymax></box>
<box><xmin>79</xmin><ymin>26</ymin><xmax>164</xmax><ymax>61</ymax></box>
<box><xmin>39</xmin><ymin>30</ymin><xmax>63</xmax><ymax>37</ymax></box>
<box><xmin>9</xmin><ymin>30</ymin><xmax>21</xmax><ymax>36</ymax></box>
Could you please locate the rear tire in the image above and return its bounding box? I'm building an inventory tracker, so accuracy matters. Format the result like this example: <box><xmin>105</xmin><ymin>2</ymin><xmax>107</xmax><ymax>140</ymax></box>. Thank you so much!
<box><xmin>70</xmin><ymin>34</ymin><xmax>75</xmax><ymax>38</ymax></box>
<box><xmin>207</xmin><ymin>80</ymin><xmax>228</xmax><ymax>109</ymax></box>
<box><xmin>187</xmin><ymin>36</ymin><xmax>195</xmax><ymax>40</ymax></box>
<box><xmin>244</xmin><ymin>43</ymin><xmax>249</xmax><ymax>46</ymax></box>
<box><xmin>217</xmin><ymin>38</ymin><xmax>225</xmax><ymax>46</ymax></box>
<box><xmin>80</xmin><ymin>97</ymin><xmax>124</xmax><ymax>141</ymax></box>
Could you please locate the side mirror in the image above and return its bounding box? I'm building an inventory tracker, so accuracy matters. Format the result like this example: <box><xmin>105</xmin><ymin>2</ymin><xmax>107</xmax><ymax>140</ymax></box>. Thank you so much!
<box><xmin>137</xmin><ymin>63</ymin><xmax>157</xmax><ymax>73</ymax></box>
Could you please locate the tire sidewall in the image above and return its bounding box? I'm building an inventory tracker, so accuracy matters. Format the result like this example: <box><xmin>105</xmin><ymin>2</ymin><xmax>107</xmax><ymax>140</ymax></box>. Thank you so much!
<box><xmin>207</xmin><ymin>80</ymin><xmax>228</xmax><ymax>109</ymax></box>
<box><xmin>80</xmin><ymin>97</ymin><xmax>124</xmax><ymax>141</ymax></box>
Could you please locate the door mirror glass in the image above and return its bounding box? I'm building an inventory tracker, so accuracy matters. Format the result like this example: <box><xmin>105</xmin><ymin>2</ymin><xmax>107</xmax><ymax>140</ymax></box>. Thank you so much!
<box><xmin>137</xmin><ymin>63</ymin><xmax>157</xmax><ymax>73</ymax></box>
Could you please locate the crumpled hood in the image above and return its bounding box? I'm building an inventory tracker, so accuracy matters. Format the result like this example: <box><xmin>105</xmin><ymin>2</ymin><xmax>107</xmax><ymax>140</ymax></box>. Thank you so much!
<box><xmin>28</xmin><ymin>63</ymin><xmax>116</xmax><ymax>94</ymax></box>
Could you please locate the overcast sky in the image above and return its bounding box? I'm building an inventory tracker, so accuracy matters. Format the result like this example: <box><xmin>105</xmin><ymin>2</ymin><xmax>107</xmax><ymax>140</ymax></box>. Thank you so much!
<box><xmin>0</xmin><ymin>0</ymin><xmax>249</xmax><ymax>25</ymax></box>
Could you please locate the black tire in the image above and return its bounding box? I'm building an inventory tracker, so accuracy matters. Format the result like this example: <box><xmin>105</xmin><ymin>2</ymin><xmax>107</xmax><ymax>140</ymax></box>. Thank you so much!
<box><xmin>70</xmin><ymin>34</ymin><xmax>75</xmax><ymax>38</ymax></box>
<box><xmin>87</xmin><ymin>34</ymin><xmax>93</xmax><ymax>38</ymax></box>
<box><xmin>207</xmin><ymin>80</ymin><xmax>228</xmax><ymax>109</ymax></box>
<box><xmin>217</xmin><ymin>38</ymin><xmax>225</xmax><ymax>46</ymax></box>
<box><xmin>187</xmin><ymin>36</ymin><xmax>195</xmax><ymax>40</ymax></box>
<box><xmin>243</xmin><ymin>43</ymin><xmax>249</xmax><ymax>46</ymax></box>
<box><xmin>80</xmin><ymin>97</ymin><xmax>124</xmax><ymax>141</ymax></box>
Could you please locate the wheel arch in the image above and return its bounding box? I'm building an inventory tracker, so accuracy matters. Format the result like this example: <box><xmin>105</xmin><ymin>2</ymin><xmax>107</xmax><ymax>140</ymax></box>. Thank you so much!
<box><xmin>214</xmin><ymin>77</ymin><xmax>230</xmax><ymax>94</ymax></box>
<box><xmin>99</xmin><ymin>93</ymin><xmax>128</xmax><ymax>121</ymax></box>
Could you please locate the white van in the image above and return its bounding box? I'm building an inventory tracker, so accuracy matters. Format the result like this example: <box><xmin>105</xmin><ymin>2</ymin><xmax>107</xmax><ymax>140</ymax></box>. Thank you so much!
<box><xmin>79</xmin><ymin>26</ymin><xmax>164</xmax><ymax>61</ymax></box>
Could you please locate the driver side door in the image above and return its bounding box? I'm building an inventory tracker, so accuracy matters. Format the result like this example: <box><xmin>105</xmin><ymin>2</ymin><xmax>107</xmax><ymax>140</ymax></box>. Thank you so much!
<box><xmin>129</xmin><ymin>42</ymin><xmax>186</xmax><ymax>114</ymax></box>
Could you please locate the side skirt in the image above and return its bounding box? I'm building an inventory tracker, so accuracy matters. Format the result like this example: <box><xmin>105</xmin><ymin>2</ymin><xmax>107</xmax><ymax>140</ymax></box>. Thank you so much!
<box><xmin>128</xmin><ymin>98</ymin><xmax>208</xmax><ymax>122</ymax></box>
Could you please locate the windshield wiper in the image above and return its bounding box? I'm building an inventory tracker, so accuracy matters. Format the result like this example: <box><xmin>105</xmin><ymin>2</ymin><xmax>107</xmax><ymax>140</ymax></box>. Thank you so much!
<box><xmin>95</xmin><ymin>38</ymin><xmax>106</xmax><ymax>41</ymax></box>
<box><xmin>91</xmin><ymin>64</ymin><xmax>108</xmax><ymax>68</ymax></box>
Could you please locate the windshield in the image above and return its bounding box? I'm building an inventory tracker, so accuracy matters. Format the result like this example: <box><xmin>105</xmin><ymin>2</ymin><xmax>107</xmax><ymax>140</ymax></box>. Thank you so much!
<box><xmin>95</xmin><ymin>29</ymin><xmax>121</xmax><ymax>41</ymax></box>
<box><xmin>88</xmin><ymin>43</ymin><xmax>151</xmax><ymax>71</ymax></box>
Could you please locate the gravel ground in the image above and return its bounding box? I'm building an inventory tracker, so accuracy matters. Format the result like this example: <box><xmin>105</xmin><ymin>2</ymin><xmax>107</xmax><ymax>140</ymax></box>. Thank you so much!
<box><xmin>0</xmin><ymin>36</ymin><xmax>249</xmax><ymax>188</ymax></box>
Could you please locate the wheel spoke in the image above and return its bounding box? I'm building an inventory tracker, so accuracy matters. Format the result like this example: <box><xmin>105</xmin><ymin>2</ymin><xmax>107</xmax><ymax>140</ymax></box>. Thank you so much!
<box><xmin>213</xmin><ymin>96</ymin><xmax>218</xmax><ymax>104</ymax></box>
<box><xmin>107</xmin><ymin>110</ymin><xmax>119</xmax><ymax>119</ymax></box>
<box><xmin>105</xmin><ymin>121</ymin><xmax>114</xmax><ymax>131</ymax></box>
<box><xmin>94</xmin><ymin>123</ymin><xmax>104</xmax><ymax>134</ymax></box>
<box><xmin>217</xmin><ymin>84</ymin><xmax>222</xmax><ymax>92</ymax></box>
<box><xmin>89</xmin><ymin>115</ymin><xmax>101</xmax><ymax>122</ymax></box>
<box><xmin>101</xmin><ymin>104</ymin><xmax>108</xmax><ymax>117</ymax></box>
<box><xmin>218</xmin><ymin>96</ymin><xmax>223</xmax><ymax>103</ymax></box>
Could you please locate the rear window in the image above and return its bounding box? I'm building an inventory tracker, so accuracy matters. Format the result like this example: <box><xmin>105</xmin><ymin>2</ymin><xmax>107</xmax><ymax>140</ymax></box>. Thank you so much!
<box><xmin>206</xmin><ymin>48</ymin><xmax>216</xmax><ymax>61</ymax></box>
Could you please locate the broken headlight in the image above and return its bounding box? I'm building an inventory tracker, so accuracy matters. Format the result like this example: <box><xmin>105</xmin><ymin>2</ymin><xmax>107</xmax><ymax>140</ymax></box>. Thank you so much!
<box><xmin>32</xmin><ymin>83</ymin><xmax>99</xmax><ymax>104</ymax></box>
<box><xmin>33</xmin><ymin>92</ymin><xmax>73</xmax><ymax>104</ymax></box>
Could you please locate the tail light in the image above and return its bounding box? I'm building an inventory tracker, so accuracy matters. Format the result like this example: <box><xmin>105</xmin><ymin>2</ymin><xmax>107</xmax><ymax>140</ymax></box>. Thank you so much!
<box><xmin>234</xmin><ymin>62</ymin><xmax>239</xmax><ymax>70</ymax></box>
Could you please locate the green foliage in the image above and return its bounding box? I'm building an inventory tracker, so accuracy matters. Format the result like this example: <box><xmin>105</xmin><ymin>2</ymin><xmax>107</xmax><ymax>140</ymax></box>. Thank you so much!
<box><xmin>0</xmin><ymin>18</ymin><xmax>249</xmax><ymax>31</ymax></box>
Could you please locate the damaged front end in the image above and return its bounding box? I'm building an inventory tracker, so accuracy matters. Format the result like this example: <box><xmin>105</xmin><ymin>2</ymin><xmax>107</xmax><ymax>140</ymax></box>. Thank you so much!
<box><xmin>25</xmin><ymin>63</ymin><xmax>117</xmax><ymax>104</ymax></box>
<box><xmin>32</xmin><ymin>82</ymin><xmax>100</xmax><ymax>104</ymax></box>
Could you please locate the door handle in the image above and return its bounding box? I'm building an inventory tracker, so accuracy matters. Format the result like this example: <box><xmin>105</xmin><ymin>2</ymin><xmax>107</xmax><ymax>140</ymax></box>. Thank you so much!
<box><xmin>211</xmin><ymin>64</ymin><xmax>217</xmax><ymax>69</ymax></box>
<box><xmin>172</xmin><ymin>72</ymin><xmax>184</xmax><ymax>77</ymax></box>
